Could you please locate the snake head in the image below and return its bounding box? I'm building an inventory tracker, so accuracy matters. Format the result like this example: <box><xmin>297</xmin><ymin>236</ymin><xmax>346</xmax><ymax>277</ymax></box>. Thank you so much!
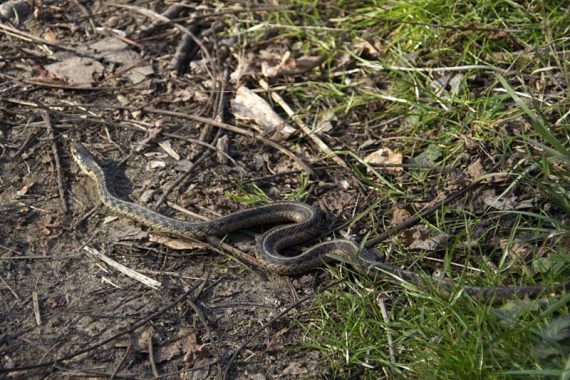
<box><xmin>70</xmin><ymin>142</ymin><xmax>99</xmax><ymax>175</ymax></box>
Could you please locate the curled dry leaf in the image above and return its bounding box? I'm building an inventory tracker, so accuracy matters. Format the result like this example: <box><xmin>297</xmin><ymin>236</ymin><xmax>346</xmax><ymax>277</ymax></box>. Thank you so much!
<box><xmin>103</xmin><ymin>215</ymin><xmax>119</xmax><ymax>224</ymax></box>
<box><xmin>216</xmin><ymin>135</ymin><xmax>230</xmax><ymax>165</ymax></box>
<box><xmin>409</xmin><ymin>232</ymin><xmax>450</xmax><ymax>251</ymax></box>
<box><xmin>115</xmin><ymin>325</ymin><xmax>154</xmax><ymax>352</ymax></box>
<box><xmin>231</xmin><ymin>86</ymin><xmax>295</xmax><ymax>140</ymax></box>
<box><xmin>364</xmin><ymin>147</ymin><xmax>403</xmax><ymax>173</ymax></box>
<box><xmin>261</xmin><ymin>50</ymin><xmax>325</xmax><ymax>78</ymax></box>
<box><xmin>45</xmin><ymin>36</ymin><xmax>154</xmax><ymax>86</ymax></box>
<box><xmin>106</xmin><ymin>223</ymin><xmax>147</xmax><ymax>242</ymax></box>
<box><xmin>352</xmin><ymin>38</ymin><xmax>383</xmax><ymax>58</ymax></box>
<box><xmin>16</xmin><ymin>182</ymin><xmax>35</xmax><ymax>197</ymax></box>
<box><xmin>149</xmin><ymin>233</ymin><xmax>203</xmax><ymax>251</ymax></box>
<box><xmin>405</xmin><ymin>225</ymin><xmax>450</xmax><ymax>251</ymax></box>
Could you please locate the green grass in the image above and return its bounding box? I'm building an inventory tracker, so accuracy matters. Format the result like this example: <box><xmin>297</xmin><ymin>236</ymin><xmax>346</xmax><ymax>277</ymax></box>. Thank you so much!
<box><xmin>228</xmin><ymin>0</ymin><xmax>569</xmax><ymax>377</ymax></box>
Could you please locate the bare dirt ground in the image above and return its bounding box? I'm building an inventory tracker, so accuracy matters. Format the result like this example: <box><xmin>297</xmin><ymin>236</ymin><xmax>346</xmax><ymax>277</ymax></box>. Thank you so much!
<box><xmin>1</xmin><ymin>2</ymin><xmax>375</xmax><ymax>379</ymax></box>
<box><xmin>3</xmin><ymin>1</ymin><xmax>567</xmax><ymax>379</ymax></box>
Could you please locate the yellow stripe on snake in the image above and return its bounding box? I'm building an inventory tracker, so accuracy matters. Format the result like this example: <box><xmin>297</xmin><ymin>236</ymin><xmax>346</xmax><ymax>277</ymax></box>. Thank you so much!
<box><xmin>70</xmin><ymin>143</ymin><xmax>568</xmax><ymax>302</ymax></box>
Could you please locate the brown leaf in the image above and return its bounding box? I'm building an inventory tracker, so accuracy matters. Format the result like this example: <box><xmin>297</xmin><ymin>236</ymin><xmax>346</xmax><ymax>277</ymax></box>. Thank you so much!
<box><xmin>155</xmin><ymin>327</ymin><xmax>202</xmax><ymax>363</ymax></box>
<box><xmin>43</xmin><ymin>57</ymin><xmax>104</xmax><ymax>86</ymax></box>
<box><xmin>403</xmin><ymin>225</ymin><xmax>449</xmax><ymax>251</ymax></box>
<box><xmin>261</xmin><ymin>50</ymin><xmax>325</xmax><ymax>77</ymax></box>
<box><xmin>499</xmin><ymin>239</ymin><xmax>531</xmax><ymax>264</ymax></box>
<box><xmin>149</xmin><ymin>233</ymin><xmax>203</xmax><ymax>250</ymax></box>
<box><xmin>352</xmin><ymin>38</ymin><xmax>383</xmax><ymax>58</ymax></box>
<box><xmin>479</xmin><ymin>189</ymin><xmax>516</xmax><ymax>210</ymax></box>
<box><xmin>391</xmin><ymin>207</ymin><xmax>411</xmax><ymax>226</ymax></box>
<box><xmin>364</xmin><ymin>147</ymin><xmax>403</xmax><ymax>173</ymax></box>
<box><xmin>408</xmin><ymin>230</ymin><xmax>450</xmax><ymax>251</ymax></box>
<box><xmin>231</xmin><ymin>86</ymin><xmax>295</xmax><ymax>139</ymax></box>
<box><xmin>466</xmin><ymin>158</ymin><xmax>485</xmax><ymax>180</ymax></box>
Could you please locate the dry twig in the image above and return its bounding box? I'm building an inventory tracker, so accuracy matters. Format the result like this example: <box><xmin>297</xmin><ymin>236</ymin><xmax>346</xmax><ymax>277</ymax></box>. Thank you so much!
<box><xmin>41</xmin><ymin>110</ymin><xmax>68</xmax><ymax>213</ymax></box>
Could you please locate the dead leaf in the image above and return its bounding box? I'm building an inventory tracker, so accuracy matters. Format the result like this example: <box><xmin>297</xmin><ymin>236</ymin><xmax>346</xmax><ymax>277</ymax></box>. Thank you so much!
<box><xmin>404</xmin><ymin>225</ymin><xmax>450</xmax><ymax>251</ymax></box>
<box><xmin>229</xmin><ymin>51</ymin><xmax>256</xmax><ymax>84</ymax></box>
<box><xmin>175</xmin><ymin>160</ymin><xmax>195</xmax><ymax>172</ymax></box>
<box><xmin>216</xmin><ymin>135</ymin><xmax>230</xmax><ymax>165</ymax></box>
<box><xmin>466</xmin><ymin>158</ymin><xmax>485</xmax><ymax>180</ymax></box>
<box><xmin>282</xmin><ymin>362</ymin><xmax>308</xmax><ymax>376</ymax></box>
<box><xmin>413</xmin><ymin>144</ymin><xmax>442</xmax><ymax>165</ymax></box>
<box><xmin>154</xmin><ymin>327</ymin><xmax>207</xmax><ymax>365</ymax></box>
<box><xmin>31</xmin><ymin>65</ymin><xmax>68</xmax><ymax>85</ymax></box>
<box><xmin>138</xmin><ymin>189</ymin><xmax>155</xmax><ymax>204</ymax></box>
<box><xmin>16</xmin><ymin>182</ymin><xmax>35</xmax><ymax>197</ymax></box>
<box><xmin>499</xmin><ymin>238</ymin><xmax>531</xmax><ymax>263</ymax></box>
<box><xmin>408</xmin><ymin>231</ymin><xmax>450</xmax><ymax>251</ymax></box>
<box><xmin>391</xmin><ymin>207</ymin><xmax>411</xmax><ymax>226</ymax></box>
<box><xmin>314</xmin><ymin>110</ymin><xmax>336</xmax><ymax>134</ymax></box>
<box><xmin>87</xmin><ymin>37</ymin><xmax>154</xmax><ymax>84</ymax></box>
<box><xmin>43</xmin><ymin>30</ymin><xmax>57</xmax><ymax>42</ymax></box>
<box><xmin>44</xmin><ymin>57</ymin><xmax>104</xmax><ymax>86</ymax></box>
<box><xmin>146</xmin><ymin>160</ymin><xmax>166</xmax><ymax>170</ymax></box>
<box><xmin>103</xmin><ymin>215</ymin><xmax>119</xmax><ymax>224</ymax></box>
<box><xmin>134</xmin><ymin>127</ymin><xmax>163</xmax><ymax>152</ymax></box>
<box><xmin>429</xmin><ymin>73</ymin><xmax>464</xmax><ymax>98</ymax></box>
<box><xmin>352</xmin><ymin>38</ymin><xmax>382</xmax><ymax>58</ymax></box>
<box><xmin>261</xmin><ymin>50</ymin><xmax>325</xmax><ymax>77</ymax></box>
<box><xmin>106</xmin><ymin>223</ymin><xmax>147</xmax><ymax>242</ymax></box>
<box><xmin>479</xmin><ymin>189</ymin><xmax>516</xmax><ymax>210</ymax></box>
<box><xmin>364</xmin><ymin>147</ymin><xmax>403</xmax><ymax>173</ymax></box>
<box><xmin>149</xmin><ymin>233</ymin><xmax>203</xmax><ymax>250</ymax></box>
<box><xmin>189</xmin><ymin>358</ymin><xmax>212</xmax><ymax>380</ymax></box>
<box><xmin>231</xmin><ymin>86</ymin><xmax>295</xmax><ymax>139</ymax></box>
<box><xmin>36</xmin><ymin>214</ymin><xmax>60</xmax><ymax>236</ymax></box>
<box><xmin>116</xmin><ymin>326</ymin><xmax>154</xmax><ymax>352</ymax></box>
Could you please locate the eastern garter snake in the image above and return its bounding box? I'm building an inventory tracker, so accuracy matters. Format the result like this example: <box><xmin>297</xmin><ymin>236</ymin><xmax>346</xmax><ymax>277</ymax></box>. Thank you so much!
<box><xmin>71</xmin><ymin>142</ymin><xmax>567</xmax><ymax>301</ymax></box>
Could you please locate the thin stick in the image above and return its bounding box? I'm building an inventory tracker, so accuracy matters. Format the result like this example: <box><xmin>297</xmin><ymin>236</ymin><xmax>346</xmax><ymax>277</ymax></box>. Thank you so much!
<box><xmin>84</xmin><ymin>246</ymin><xmax>162</xmax><ymax>289</ymax></box>
<box><xmin>184</xmin><ymin>299</ymin><xmax>223</xmax><ymax>379</ymax></box>
<box><xmin>377</xmin><ymin>298</ymin><xmax>395</xmax><ymax>365</ymax></box>
<box><xmin>41</xmin><ymin>110</ymin><xmax>68</xmax><ymax>213</ymax></box>
<box><xmin>0</xmin><ymin>275</ymin><xmax>21</xmax><ymax>303</ymax></box>
<box><xmin>32</xmin><ymin>291</ymin><xmax>42</xmax><ymax>326</ymax></box>
<box><xmin>147</xmin><ymin>334</ymin><xmax>159</xmax><ymax>378</ymax></box>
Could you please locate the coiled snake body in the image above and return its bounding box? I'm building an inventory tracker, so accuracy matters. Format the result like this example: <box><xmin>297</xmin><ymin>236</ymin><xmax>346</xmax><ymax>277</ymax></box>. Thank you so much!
<box><xmin>71</xmin><ymin>143</ymin><xmax>566</xmax><ymax>301</ymax></box>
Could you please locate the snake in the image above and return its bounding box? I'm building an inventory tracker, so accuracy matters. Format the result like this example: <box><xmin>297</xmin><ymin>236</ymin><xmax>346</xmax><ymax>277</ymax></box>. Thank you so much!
<box><xmin>70</xmin><ymin>142</ymin><xmax>568</xmax><ymax>301</ymax></box>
